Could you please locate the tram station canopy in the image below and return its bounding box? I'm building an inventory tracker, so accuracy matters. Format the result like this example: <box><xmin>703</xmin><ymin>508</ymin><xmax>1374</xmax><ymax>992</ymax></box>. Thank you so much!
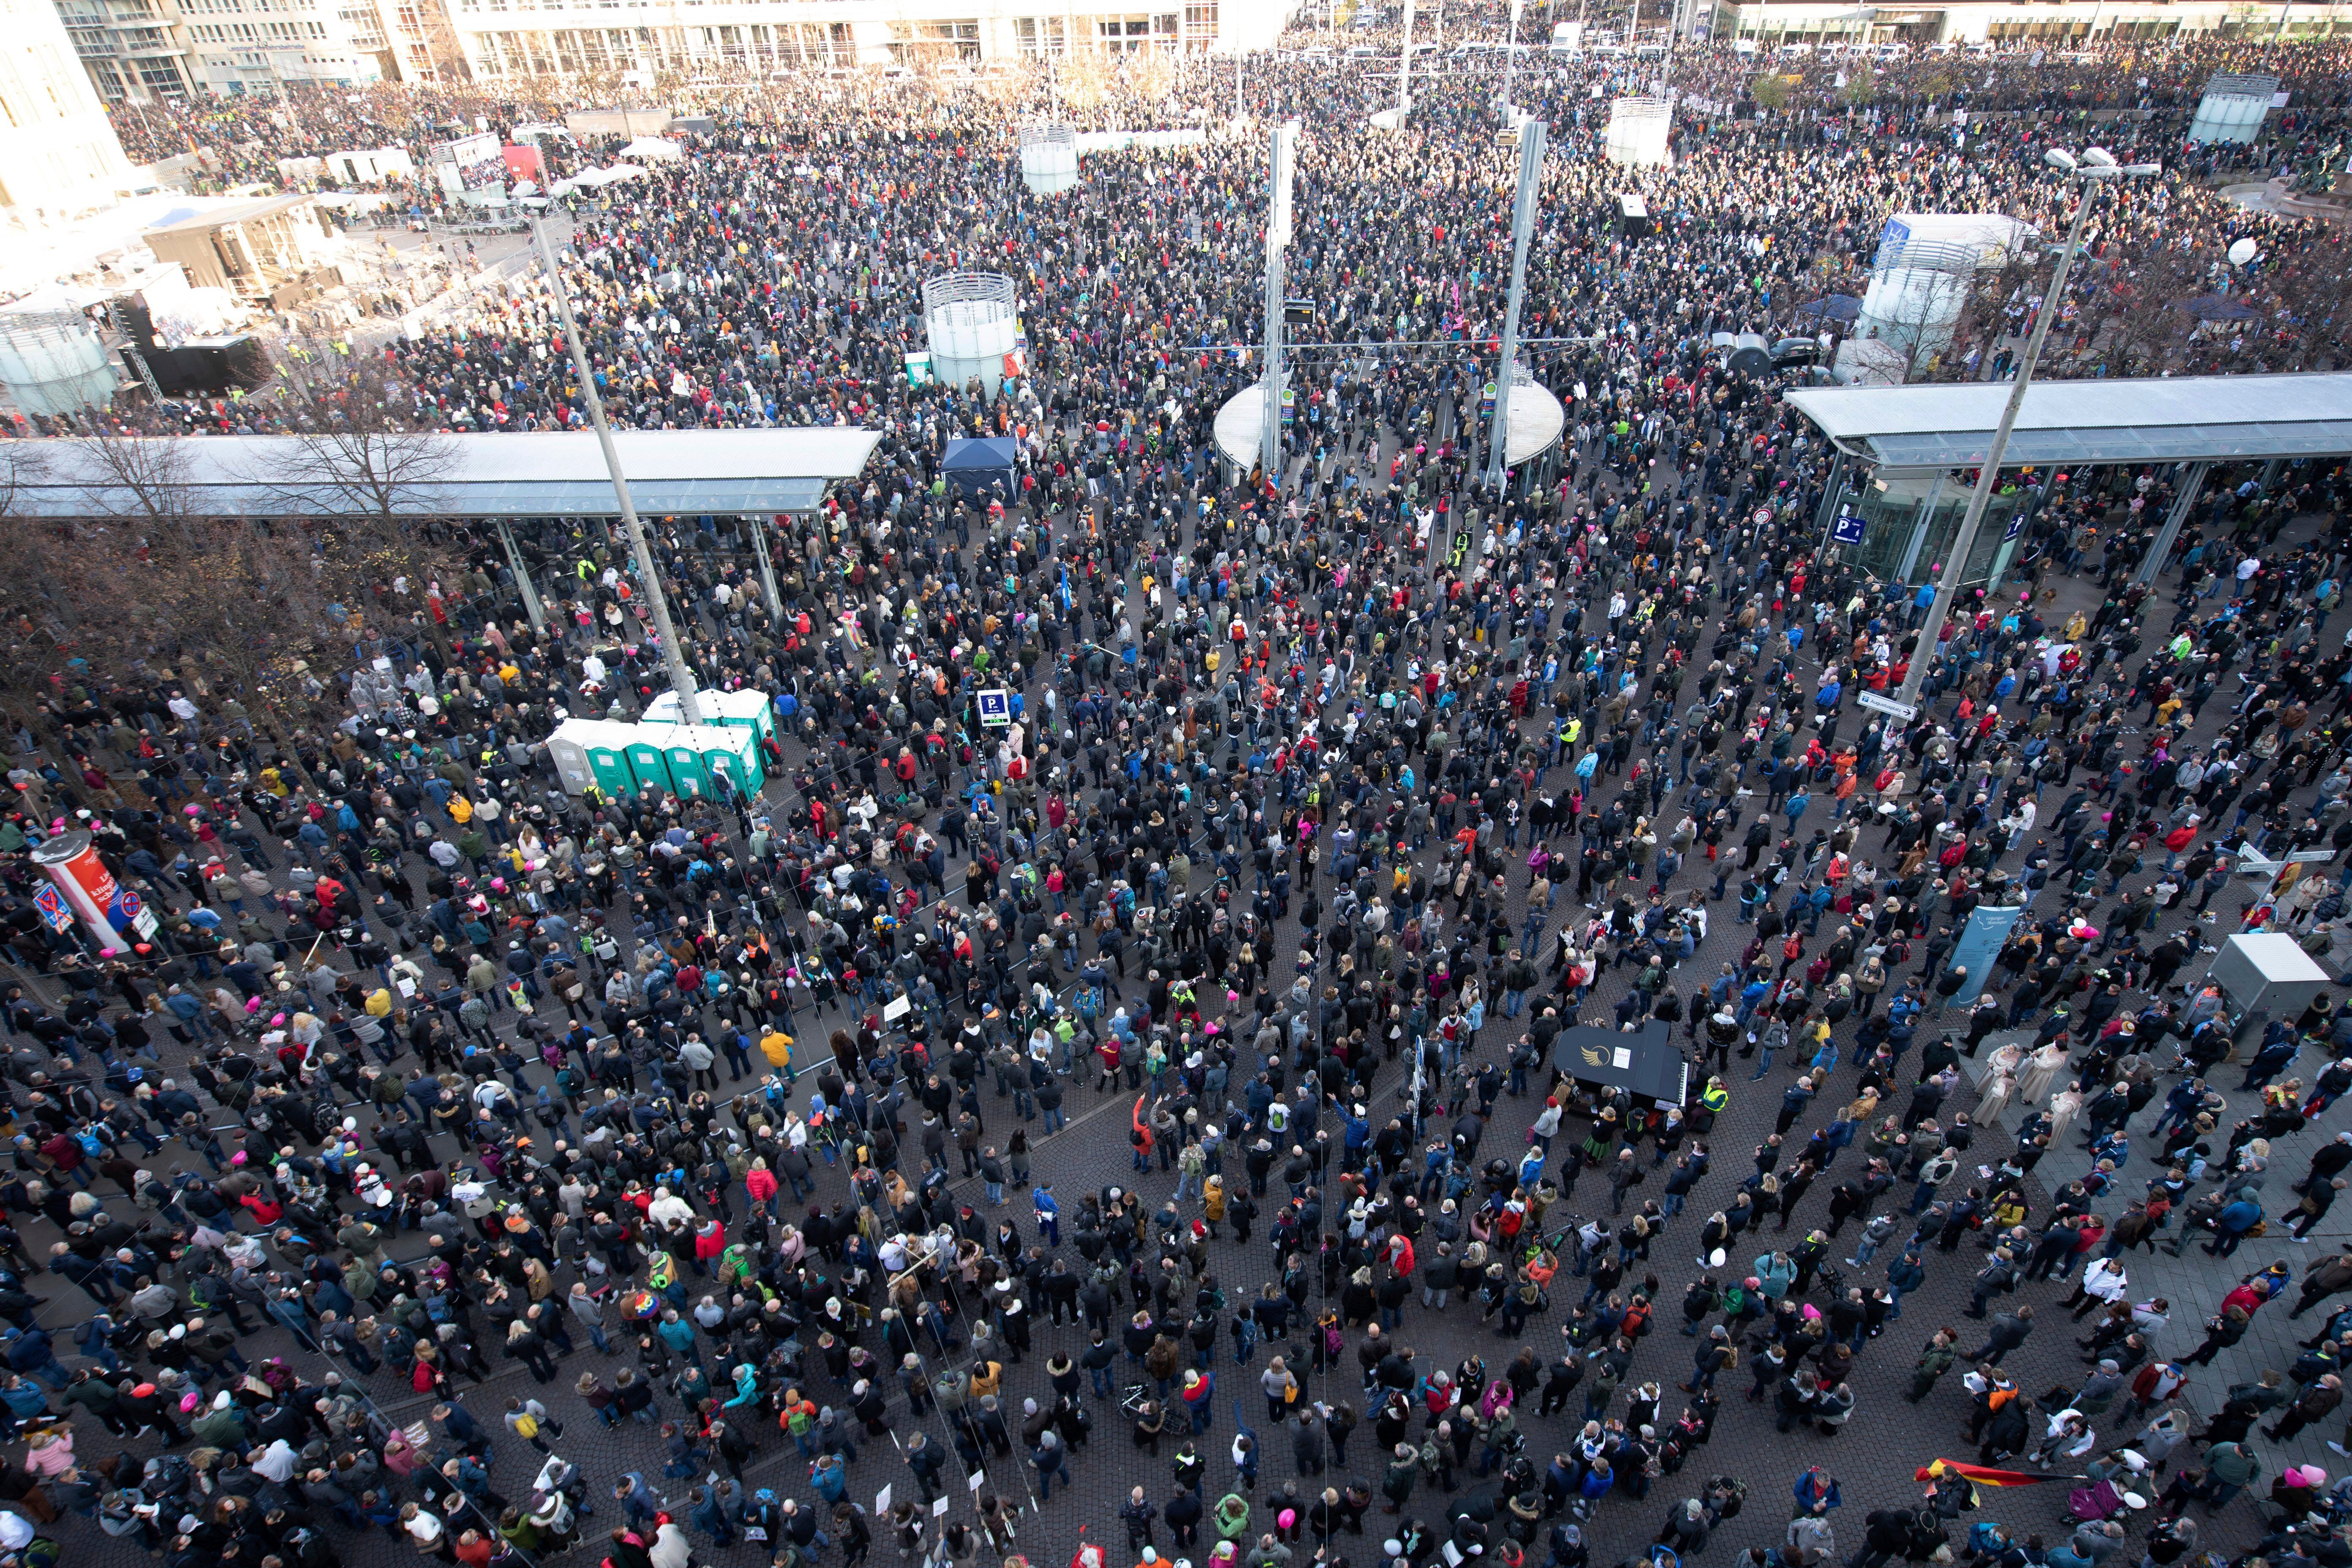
<box><xmin>5</xmin><ymin>427</ymin><xmax>882</xmax><ymax>519</ymax></box>
<box><xmin>1783</xmin><ymin>371</ymin><xmax>2352</xmax><ymax>471</ymax></box>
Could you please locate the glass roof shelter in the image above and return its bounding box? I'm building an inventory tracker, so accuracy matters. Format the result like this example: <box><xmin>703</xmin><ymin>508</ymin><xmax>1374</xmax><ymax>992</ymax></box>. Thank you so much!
<box><xmin>7</xmin><ymin>427</ymin><xmax>882</xmax><ymax>624</ymax></box>
<box><xmin>5</xmin><ymin>428</ymin><xmax>882</xmax><ymax>519</ymax></box>
<box><xmin>1783</xmin><ymin>372</ymin><xmax>2352</xmax><ymax>592</ymax></box>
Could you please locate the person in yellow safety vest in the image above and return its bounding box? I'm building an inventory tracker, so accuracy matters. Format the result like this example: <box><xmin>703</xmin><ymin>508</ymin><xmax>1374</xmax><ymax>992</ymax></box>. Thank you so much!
<box><xmin>1700</xmin><ymin>1077</ymin><xmax>1730</xmax><ymax>1119</ymax></box>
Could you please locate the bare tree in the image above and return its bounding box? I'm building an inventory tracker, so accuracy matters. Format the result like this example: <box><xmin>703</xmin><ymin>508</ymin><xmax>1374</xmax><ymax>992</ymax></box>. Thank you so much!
<box><xmin>149</xmin><ymin>517</ymin><xmax>346</xmax><ymax>763</ymax></box>
<box><xmin>2082</xmin><ymin>241</ymin><xmax>2205</xmax><ymax>380</ymax></box>
<box><xmin>248</xmin><ymin>340</ymin><xmax>463</xmax><ymax>647</ymax></box>
<box><xmin>1939</xmin><ymin>250</ymin><xmax>2039</xmax><ymax>383</ymax></box>
<box><xmin>0</xmin><ymin>444</ymin><xmax>126</xmax><ymax>751</ymax></box>
<box><xmin>1849</xmin><ymin>256</ymin><xmax>1977</xmax><ymax>384</ymax></box>
<box><xmin>2255</xmin><ymin>231</ymin><xmax>2352</xmax><ymax>373</ymax></box>
<box><xmin>0</xmin><ymin>439</ymin><xmax>316</xmax><ymax>785</ymax></box>
<box><xmin>46</xmin><ymin>433</ymin><xmax>346</xmax><ymax>759</ymax></box>
<box><xmin>74</xmin><ymin>427</ymin><xmax>201</xmax><ymax>526</ymax></box>
<box><xmin>259</xmin><ymin>340</ymin><xmax>458</xmax><ymax>522</ymax></box>
<box><xmin>1058</xmin><ymin>46</ymin><xmax>1113</xmax><ymax>112</ymax></box>
<box><xmin>1130</xmin><ymin>47</ymin><xmax>1178</xmax><ymax>106</ymax></box>
<box><xmin>0</xmin><ymin>444</ymin><xmax>48</xmax><ymax>522</ymax></box>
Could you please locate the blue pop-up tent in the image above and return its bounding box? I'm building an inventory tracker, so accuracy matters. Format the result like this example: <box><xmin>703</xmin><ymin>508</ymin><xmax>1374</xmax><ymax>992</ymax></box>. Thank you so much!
<box><xmin>942</xmin><ymin>437</ymin><xmax>1018</xmax><ymax>501</ymax></box>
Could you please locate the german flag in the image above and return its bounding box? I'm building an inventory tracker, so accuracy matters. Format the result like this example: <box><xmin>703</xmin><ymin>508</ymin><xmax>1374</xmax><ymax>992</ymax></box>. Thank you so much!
<box><xmin>1914</xmin><ymin>1460</ymin><xmax>2062</xmax><ymax>1489</ymax></box>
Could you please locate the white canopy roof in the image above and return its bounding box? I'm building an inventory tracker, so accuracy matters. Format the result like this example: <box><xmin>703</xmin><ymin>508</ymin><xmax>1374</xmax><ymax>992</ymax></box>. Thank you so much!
<box><xmin>8</xmin><ymin>427</ymin><xmax>883</xmax><ymax>518</ymax></box>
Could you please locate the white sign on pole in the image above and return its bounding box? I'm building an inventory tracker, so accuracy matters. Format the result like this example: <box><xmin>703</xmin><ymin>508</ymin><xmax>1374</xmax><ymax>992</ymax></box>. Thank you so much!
<box><xmin>976</xmin><ymin>689</ymin><xmax>1012</xmax><ymax>728</ymax></box>
<box><xmin>883</xmin><ymin>995</ymin><xmax>912</xmax><ymax>1021</ymax></box>
<box><xmin>1856</xmin><ymin>691</ymin><xmax>1918</xmax><ymax>721</ymax></box>
<box><xmin>874</xmin><ymin>1486</ymin><xmax>892</xmax><ymax>1518</ymax></box>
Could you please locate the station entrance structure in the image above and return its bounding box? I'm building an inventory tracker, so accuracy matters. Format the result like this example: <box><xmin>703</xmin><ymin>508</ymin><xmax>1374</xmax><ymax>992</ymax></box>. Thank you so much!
<box><xmin>1782</xmin><ymin>370</ymin><xmax>2352</xmax><ymax>592</ymax></box>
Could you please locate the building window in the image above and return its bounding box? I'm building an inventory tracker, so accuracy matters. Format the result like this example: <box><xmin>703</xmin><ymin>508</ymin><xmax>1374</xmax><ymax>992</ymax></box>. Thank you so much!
<box><xmin>887</xmin><ymin>17</ymin><xmax>980</xmax><ymax>62</ymax></box>
<box><xmin>1183</xmin><ymin>1</ymin><xmax>1217</xmax><ymax>50</ymax></box>
<box><xmin>1016</xmin><ymin>16</ymin><xmax>1067</xmax><ymax>55</ymax></box>
<box><xmin>135</xmin><ymin>54</ymin><xmax>186</xmax><ymax>92</ymax></box>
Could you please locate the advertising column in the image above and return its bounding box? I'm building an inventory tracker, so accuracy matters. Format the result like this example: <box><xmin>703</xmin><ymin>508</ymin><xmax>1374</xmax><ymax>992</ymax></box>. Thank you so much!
<box><xmin>30</xmin><ymin>830</ymin><xmax>160</xmax><ymax>954</ymax></box>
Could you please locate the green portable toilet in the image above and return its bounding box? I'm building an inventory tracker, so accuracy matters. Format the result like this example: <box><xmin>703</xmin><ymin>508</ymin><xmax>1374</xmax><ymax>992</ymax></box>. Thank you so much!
<box><xmin>582</xmin><ymin>723</ymin><xmax>635</xmax><ymax>798</ymax></box>
<box><xmin>702</xmin><ymin>725</ymin><xmax>765</xmax><ymax>798</ymax></box>
<box><xmin>660</xmin><ymin>727</ymin><xmax>713</xmax><ymax>798</ymax></box>
<box><xmin>623</xmin><ymin>733</ymin><xmax>672</xmax><ymax>793</ymax></box>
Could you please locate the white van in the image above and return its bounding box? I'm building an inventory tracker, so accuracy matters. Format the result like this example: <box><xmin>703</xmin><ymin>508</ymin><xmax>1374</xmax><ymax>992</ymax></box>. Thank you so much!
<box><xmin>1730</xmin><ymin>37</ymin><xmax>1759</xmax><ymax>55</ymax></box>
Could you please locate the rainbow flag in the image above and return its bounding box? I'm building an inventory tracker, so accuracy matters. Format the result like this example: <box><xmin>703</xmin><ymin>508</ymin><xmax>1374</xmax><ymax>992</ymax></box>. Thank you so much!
<box><xmin>1915</xmin><ymin>1460</ymin><xmax>2061</xmax><ymax>1488</ymax></box>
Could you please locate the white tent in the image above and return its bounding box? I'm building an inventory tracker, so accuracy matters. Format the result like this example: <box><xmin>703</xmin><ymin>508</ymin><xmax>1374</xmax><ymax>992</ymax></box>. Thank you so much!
<box><xmin>619</xmin><ymin>136</ymin><xmax>682</xmax><ymax>162</ymax></box>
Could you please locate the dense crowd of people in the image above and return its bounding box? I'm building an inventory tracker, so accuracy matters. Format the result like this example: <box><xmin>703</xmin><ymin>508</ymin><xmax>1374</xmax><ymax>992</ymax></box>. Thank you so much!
<box><xmin>49</xmin><ymin>18</ymin><xmax>2352</xmax><ymax>456</ymax></box>
<box><xmin>3</xmin><ymin>16</ymin><xmax>2352</xmax><ymax>1568</ymax></box>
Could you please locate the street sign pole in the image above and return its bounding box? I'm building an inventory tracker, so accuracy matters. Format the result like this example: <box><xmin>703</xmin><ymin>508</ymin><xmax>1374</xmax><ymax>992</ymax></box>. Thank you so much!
<box><xmin>1857</xmin><ymin>690</ymin><xmax>1918</xmax><ymax>723</ymax></box>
